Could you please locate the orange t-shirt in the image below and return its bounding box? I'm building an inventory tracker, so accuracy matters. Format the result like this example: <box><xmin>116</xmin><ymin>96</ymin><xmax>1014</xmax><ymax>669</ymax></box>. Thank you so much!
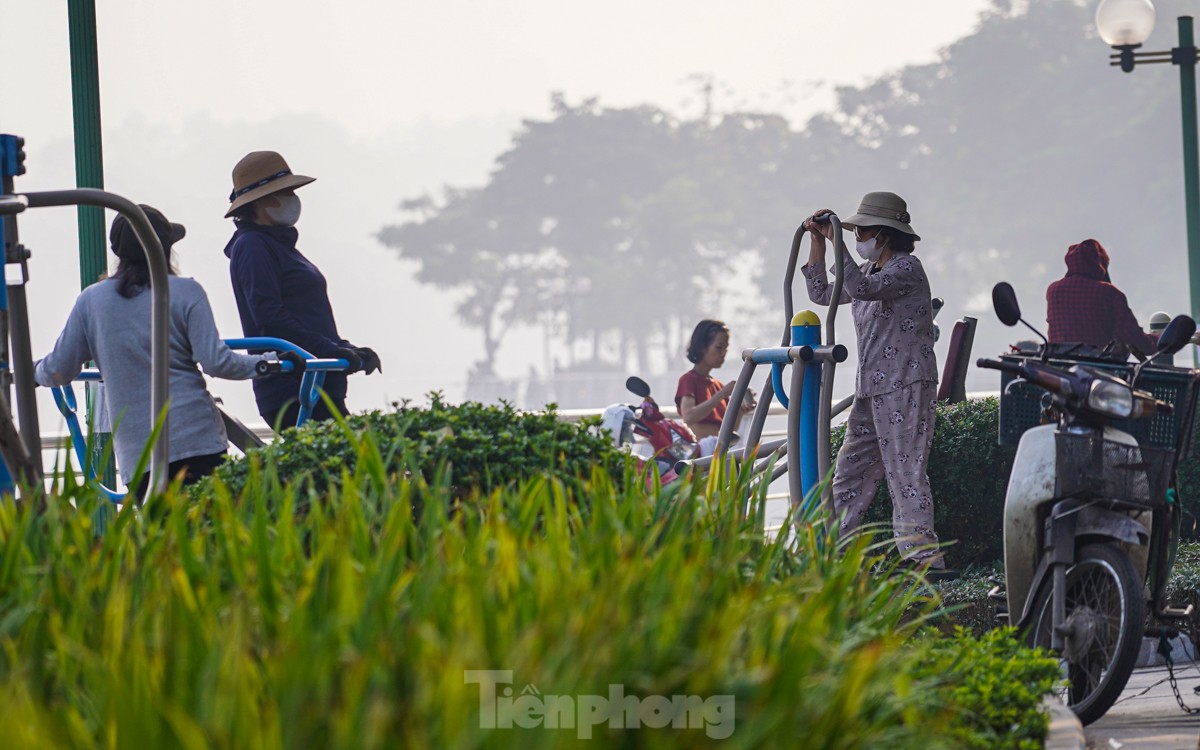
<box><xmin>674</xmin><ymin>370</ymin><xmax>726</xmax><ymax>427</ymax></box>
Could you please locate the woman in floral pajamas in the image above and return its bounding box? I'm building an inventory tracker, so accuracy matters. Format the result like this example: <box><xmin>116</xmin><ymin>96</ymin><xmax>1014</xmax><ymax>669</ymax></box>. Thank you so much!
<box><xmin>801</xmin><ymin>191</ymin><xmax>949</xmax><ymax>575</ymax></box>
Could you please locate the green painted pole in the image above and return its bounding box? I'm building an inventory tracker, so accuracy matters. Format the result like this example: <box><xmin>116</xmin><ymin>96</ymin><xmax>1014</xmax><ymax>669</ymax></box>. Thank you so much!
<box><xmin>67</xmin><ymin>0</ymin><xmax>115</xmax><ymax>485</ymax></box>
<box><xmin>1177</xmin><ymin>17</ymin><xmax>1200</xmax><ymax>327</ymax></box>
<box><xmin>67</xmin><ymin>0</ymin><xmax>106</xmax><ymax>288</ymax></box>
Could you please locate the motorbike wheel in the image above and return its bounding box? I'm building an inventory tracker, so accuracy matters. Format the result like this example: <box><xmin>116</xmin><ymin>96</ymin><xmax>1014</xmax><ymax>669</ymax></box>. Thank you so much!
<box><xmin>1026</xmin><ymin>543</ymin><xmax>1145</xmax><ymax>726</ymax></box>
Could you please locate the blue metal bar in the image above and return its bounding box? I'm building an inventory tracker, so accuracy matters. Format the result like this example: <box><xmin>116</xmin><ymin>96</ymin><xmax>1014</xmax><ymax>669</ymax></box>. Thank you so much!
<box><xmin>771</xmin><ymin>362</ymin><xmax>789</xmax><ymax>408</ymax></box>
<box><xmin>50</xmin><ymin>383</ymin><xmax>123</xmax><ymax>503</ymax></box>
<box><xmin>792</xmin><ymin>316</ymin><xmax>823</xmax><ymax>505</ymax></box>
<box><xmin>786</xmin><ymin>350</ymin><xmax>805</xmax><ymax>511</ymax></box>
<box><xmin>224</xmin><ymin>338</ymin><xmax>347</xmax><ymax>428</ymax></box>
<box><xmin>749</xmin><ymin>347</ymin><xmax>800</xmax><ymax>365</ymax></box>
<box><xmin>223</xmin><ymin>337</ymin><xmax>314</xmax><ymax>357</ymax></box>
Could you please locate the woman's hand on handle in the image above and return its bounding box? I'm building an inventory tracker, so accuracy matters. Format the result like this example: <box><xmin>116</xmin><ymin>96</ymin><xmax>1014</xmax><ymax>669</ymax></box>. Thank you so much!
<box><xmin>803</xmin><ymin>209</ymin><xmax>835</xmax><ymax>266</ymax></box>
<box><xmin>804</xmin><ymin>210</ymin><xmax>836</xmax><ymax>241</ymax></box>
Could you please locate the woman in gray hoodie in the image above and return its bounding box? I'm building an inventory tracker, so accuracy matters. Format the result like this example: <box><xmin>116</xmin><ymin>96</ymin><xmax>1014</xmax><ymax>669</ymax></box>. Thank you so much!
<box><xmin>35</xmin><ymin>205</ymin><xmax>271</xmax><ymax>498</ymax></box>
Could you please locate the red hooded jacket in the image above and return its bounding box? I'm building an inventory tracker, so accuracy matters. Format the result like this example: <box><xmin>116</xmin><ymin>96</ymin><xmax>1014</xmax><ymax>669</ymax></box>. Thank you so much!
<box><xmin>1046</xmin><ymin>239</ymin><xmax>1157</xmax><ymax>356</ymax></box>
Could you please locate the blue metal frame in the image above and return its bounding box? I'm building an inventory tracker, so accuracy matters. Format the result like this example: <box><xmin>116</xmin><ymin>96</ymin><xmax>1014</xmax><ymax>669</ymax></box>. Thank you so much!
<box><xmin>223</xmin><ymin>337</ymin><xmax>350</xmax><ymax>427</ymax></box>
<box><xmin>50</xmin><ymin>382</ymin><xmax>123</xmax><ymax>502</ymax></box>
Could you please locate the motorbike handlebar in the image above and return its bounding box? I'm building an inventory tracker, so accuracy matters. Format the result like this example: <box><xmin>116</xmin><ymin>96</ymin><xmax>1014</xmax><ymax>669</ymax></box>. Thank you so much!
<box><xmin>978</xmin><ymin>357</ymin><xmax>1076</xmax><ymax>399</ymax></box>
<box><xmin>976</xmin><ymin>358</ymin><xmax>1024</xmax><ymax>376</ymax></box>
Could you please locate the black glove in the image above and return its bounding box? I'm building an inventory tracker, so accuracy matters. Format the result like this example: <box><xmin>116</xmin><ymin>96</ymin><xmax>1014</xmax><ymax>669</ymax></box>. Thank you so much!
<box><xmin>333</xmin><ymin>347</ymin><xmax>363</xmax><ymax>373</ymax></box>
<box><xmin>279</xmin><ymin>350</ymin><xmax>307</xmax><ymax>374</ymax></box>
<box><xmin>355</xmin><ymin>347</ymin><xmax>382</xmax><ymax>375</ymax></box>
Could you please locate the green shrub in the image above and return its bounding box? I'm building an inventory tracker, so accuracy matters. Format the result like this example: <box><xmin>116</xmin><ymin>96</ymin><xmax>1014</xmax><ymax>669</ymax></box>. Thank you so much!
<box><xmin>1173</xmin><ymin>461</ymin><xmax>1200</xmax><ymax>540</ymax></box>
<box><xmin>1164</xmin><ymin>541</ymin><xmax>1200</xmax><ymax>616</ymax></box>
<box><xmin>0</xmin><ymin>433</ymin><xmax>1059</xmax><ymax>749</ymax></box>
<box><xmin>915</xmin><ymin>627</ymin><xmax>1061</xmax><ymax>750</ymax></box>
<box><xmin>832</xmin><ymin>397</ymin><xmax>1016</xmax><ymax>566</ymax></box>
<box><xmin>198</xmin><ymin>394</ymin><xmax>628</xmax><ymax>501</ymax></box>
<box><xmin>925</xmin><ymin>561</ymin><xmax>1005</xmax><ymax>636</ymax></box>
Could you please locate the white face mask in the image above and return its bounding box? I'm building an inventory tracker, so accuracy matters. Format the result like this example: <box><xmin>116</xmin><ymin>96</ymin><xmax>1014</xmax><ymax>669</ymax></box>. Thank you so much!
<box><xmin>856</xmin><ymin>236</ymin><xmax>883</xmax><ymax>262</ymax></box>
<box><xmin>264</xmin><ymin>194</ymin><xmax>302</xmax><ymax>227</ymax></box>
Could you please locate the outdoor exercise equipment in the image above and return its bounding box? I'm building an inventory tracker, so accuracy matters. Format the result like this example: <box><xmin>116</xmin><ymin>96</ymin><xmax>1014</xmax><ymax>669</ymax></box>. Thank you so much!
<box><xmin>0</xmin><ymin>131</ymin><xmax>352</xmax><ymax>503</ymax></box>
<box><xmin>50</xmin><ymin>338</ymin><xmax>349</xmax><ymax>503</ymax></box>
<box><xmin>0</xmin><ymin>132</ymin><xmax>169</xmax><ymax>499</ymax></box>
<box><xmin>678</xmin><ymin>214</ymin><xmax>851</xmax><ymax>517</ymax></box>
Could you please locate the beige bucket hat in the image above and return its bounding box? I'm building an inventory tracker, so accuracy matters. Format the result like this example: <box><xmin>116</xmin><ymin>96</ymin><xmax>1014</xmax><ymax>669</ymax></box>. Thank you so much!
<box><xmin>841</xmin><ymin>191</ymin><xmax>920</xmax><ymax>241</ymax></box>
<box><xmin>225</xmin><ymin>151</ymin><xmax>315</xmax><ymax>218</ymax></box>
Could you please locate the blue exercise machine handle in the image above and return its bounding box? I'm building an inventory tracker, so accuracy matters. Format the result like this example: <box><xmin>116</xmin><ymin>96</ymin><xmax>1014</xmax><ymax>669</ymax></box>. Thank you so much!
<box><xmin>49</xmin><ymin>382</ymin><xmax>124</xmax><ymax>503</ymax></box>
<box><xmin>224</xmin><ymin>337</ymin><xmax>349</xmax><ymax>428</ymax></box>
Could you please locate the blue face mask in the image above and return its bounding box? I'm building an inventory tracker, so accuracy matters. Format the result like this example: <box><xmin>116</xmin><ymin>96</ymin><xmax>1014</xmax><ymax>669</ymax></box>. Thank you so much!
<box><xmin>264</xmin><ymin>194</ymin><xmax>302</xmax><ymax>227</ymax></box>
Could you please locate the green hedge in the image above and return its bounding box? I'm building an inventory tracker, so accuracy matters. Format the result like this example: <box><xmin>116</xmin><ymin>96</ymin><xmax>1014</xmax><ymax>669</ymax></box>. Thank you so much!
<box><xmin>196</xmin><ymin>394</ymin><xmax>628</xmax><ymax>502</ymax></box>
<box><xmin>913</xmin><ymin>627</ymin><xmax>1060</xmax><ymax>750</ymax></box>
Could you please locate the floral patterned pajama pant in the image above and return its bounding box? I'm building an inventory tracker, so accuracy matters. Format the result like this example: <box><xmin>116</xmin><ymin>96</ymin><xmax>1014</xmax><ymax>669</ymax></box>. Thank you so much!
<box><xmin>830</xmin><ymin>381</ymin><xmax>943</xmax><ymax>565</ymax></box>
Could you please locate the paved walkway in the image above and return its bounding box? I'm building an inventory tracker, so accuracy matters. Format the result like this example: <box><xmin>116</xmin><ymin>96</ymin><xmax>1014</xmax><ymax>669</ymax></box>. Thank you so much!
<box><xmin>1084</xmin><ymin>665</ymin><xmax>1200</xmax><ymax>749</ymax></box>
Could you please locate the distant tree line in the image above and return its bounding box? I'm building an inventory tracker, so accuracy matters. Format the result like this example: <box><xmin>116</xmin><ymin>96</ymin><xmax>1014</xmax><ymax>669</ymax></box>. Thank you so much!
<box><xmin>378</xmin><ymin>0</ymin><xmax>1192</xmax><ymax>380</ymax></box>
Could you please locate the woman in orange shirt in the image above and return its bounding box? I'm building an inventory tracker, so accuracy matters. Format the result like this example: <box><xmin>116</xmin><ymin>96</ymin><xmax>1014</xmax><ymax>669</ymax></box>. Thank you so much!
<box><xmin>674</xmin><ymin>319</ymin><xmax>754</xmax><ymax>439</ymax></box>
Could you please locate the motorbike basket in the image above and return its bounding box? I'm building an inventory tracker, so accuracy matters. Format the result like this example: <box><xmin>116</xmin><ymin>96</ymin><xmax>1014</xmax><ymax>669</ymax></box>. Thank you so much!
<box><xmin>998</xmin><ymin>354</ymin><xmax>1200</xmax><ymax>455</ymax></box>
<box><xmin>1054</xmin><ymin>433</ymin><xmax>1175</xmax><ymax>509</ymax></box>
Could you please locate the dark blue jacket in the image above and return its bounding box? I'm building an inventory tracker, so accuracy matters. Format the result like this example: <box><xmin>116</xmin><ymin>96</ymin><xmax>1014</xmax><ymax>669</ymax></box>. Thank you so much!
<box><xmin>224</xmin><ymin>223</ymin><xmax>353</xmax><ymax>415</ymax></box>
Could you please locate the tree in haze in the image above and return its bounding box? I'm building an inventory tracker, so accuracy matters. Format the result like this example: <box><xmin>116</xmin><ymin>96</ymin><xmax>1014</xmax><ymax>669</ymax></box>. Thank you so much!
<box><xmin>377</xmin><ymin>95</ymin><xmax>791</xmax><ymax>379</ymax></box>
<box><xmin>377</xmin><ymin>185</ymin><xmax>562</xmax><ymax>376</ymax></box>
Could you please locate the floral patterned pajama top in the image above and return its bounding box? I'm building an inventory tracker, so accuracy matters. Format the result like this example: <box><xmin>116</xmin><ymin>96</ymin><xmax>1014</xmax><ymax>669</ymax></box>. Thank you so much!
<box><xmin>801</xmin><ymin>251</ymin><xmax>939</xmax><ymax>397</ymax></box>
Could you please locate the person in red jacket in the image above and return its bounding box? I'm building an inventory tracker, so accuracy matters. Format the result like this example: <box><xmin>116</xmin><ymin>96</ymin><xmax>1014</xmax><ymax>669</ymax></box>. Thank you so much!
<box><xmin>1046</xmin><ymin>239</ymin><xmax>1157</xmax><ymax>357</ymax></box>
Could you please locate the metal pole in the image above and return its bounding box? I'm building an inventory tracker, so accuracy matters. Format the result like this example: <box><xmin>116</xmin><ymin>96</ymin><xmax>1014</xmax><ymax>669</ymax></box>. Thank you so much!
<box><xmin>68</xmin><ymin>0</ymin><xmax>117</xmax><ymax>485</ymax></box>
<box><xmin>7</xmin><ymin>254</ymin><xmax>39</xmax><ymax>459</ymax></box>
<box><xmin>0</xmin><ymin>174</ymin><xmax>15</xmax><ymax>408</ymax></box>
<box><xmin>0</xmin><ymin>174</ymin><xmax>39</xmax><ymax>493</ymax></box>
<box><xmin>817</xmin><ymin>216</ymin><xmax>847</xmax><ymax>510</ymax></box>
<box><xmin>67</xmin><ymin>0</ymin><xmax>108</xmax><ymax>288</ymax></box>
<box><xmin>1177</xmin><ymin>17</ymin><xmax>1200</xmax><ymax>329</ymax></box>
<box><xmin>786</xmin><ymin>349</ymin><xmax>805</xmax><ymax>512</ymax></box>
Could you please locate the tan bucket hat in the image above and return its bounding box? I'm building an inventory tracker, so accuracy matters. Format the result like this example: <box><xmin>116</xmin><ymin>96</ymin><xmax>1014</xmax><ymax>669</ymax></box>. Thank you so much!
<box><xmin>225</xmin><ymin>151</ymin><xmax>315</xmax><ymax>218</ymax></box>
<box><xmin>841</xmin><ymin>191</ymin><xmax>920</xmax><ymax>241</ymax></box>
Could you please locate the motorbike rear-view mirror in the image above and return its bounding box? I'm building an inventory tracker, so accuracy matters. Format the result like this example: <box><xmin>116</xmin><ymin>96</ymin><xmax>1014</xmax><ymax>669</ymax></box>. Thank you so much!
<box><xmin>625</xmin><ymin>376</ymin><xmax>651</xmax><ymax>399</ymax></box>
<box><xmin>1156</xmin><ymin>315</ymin><xmax>1197</xmax><ymax>357</ymax></box>
<box><xmin>992</xmin><ymin>282</ymin><xmax>1021</xmax><ymax>327</ymax></box>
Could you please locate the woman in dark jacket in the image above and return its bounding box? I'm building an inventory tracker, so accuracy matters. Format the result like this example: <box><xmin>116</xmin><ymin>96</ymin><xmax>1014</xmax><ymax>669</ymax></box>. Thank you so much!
<box><xmin>1045</xmin><ymin>239</ymin><xmax>1157</xmax><ymax>357</ymax></box>
<box><xmin>224</xmin><ymin>150</ymin><xmax>381</xmax><ymax>432</ymax></box>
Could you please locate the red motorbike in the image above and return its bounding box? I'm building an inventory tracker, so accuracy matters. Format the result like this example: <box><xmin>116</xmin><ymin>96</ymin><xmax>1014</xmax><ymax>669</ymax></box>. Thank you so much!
<box><xmin>605</xmin><ymin>376</ymin><xmax>698</xmax><ymax>485</ymax></box>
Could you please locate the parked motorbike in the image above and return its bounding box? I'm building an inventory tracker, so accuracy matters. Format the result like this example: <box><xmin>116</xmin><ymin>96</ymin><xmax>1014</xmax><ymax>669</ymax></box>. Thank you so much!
<box><xmin>601</xmin><ymin>377</ymin><xmax>699</xmax><ymax>484</ymax></box>
<box><xmin>977</xmin><ymin>281</ymin><xmax>1198</xmax><ymax>725</ymax></box>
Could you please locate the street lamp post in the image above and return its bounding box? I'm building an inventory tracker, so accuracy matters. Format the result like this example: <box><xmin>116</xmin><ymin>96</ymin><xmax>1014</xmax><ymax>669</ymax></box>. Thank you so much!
<box><xmin>1096</xmin><ymin>0</ymin><xmax>1200</xmax><ymax>327</ymax></box>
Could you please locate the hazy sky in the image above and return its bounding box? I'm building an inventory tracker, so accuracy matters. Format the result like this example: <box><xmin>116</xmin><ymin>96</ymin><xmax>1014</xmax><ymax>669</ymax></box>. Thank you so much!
<box><xmin>4</xmin><ymin>0</ymin><xmax>992</xmax><ymax>141</ymax></box>
<box><xmin>0</xmin><ymin>0</ymin><xmax>996</xmax><ymax>435</ymax></box>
